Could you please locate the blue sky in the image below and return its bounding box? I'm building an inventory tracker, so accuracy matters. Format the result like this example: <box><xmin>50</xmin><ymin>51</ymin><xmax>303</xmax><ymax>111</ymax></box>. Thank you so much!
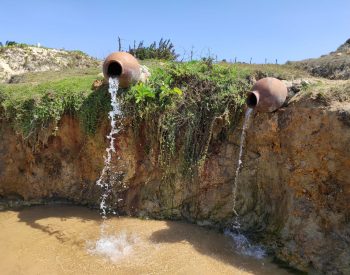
<box><xmin>1</xmin><ymin>0</ymin><xmax>349</xmax><ymax>63</ymax></box>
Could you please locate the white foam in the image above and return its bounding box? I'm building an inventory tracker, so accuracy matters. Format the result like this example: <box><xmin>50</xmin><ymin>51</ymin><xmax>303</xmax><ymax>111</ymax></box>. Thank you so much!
<box><xmin>224</xmin><ymin>229</ymin><xmax>266</xmax><ymax>259</ymax></box>
<box><xmin>88</xmin><ymin>232</ymin><xmax>137</xmax><ymax>262</ymax></box>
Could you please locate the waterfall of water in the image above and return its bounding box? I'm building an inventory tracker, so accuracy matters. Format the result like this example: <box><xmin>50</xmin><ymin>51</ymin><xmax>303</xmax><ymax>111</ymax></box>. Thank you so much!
<box><xmin>96</xmin><ymin>77</ymin><xmax>122</xmax><ymax>219</ymax></box>
<box><xmin>232</xmin><ymin>107</ymin><xmax>253</xmax><ymax>222</ymax></box>
<box><xmin>226</xmin><ymin>107</ymin><xmax>266</xmax><ymax>259</ymax></box>
<box><xmin>89</xmin><ymin>77</ymin><xmax>138</xmax><ymax>261</ymax></box>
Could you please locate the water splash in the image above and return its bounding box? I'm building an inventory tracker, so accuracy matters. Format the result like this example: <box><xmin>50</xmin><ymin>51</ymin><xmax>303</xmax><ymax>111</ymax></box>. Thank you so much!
<box><xmin>87</xmin><ymin>231</ymin><xmax>137</xmax><ymax>262</ymax></box>
<box><xmin>96</xmin><ymin>77</ymin><xmax>122</xmax><ymax>219</ymax></box>
<box><xmin>228</xmin><ymin>107</ymin><xmax>266</xmax><ymax>258</ymax></box>
<box><xmin>224</xmin><ymin>229</ymin><xmax>266</xmax><ymax>259</ymax></box>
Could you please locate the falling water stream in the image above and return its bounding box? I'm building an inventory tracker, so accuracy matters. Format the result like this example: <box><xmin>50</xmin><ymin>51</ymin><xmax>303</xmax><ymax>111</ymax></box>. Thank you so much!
<box><xmin>89</xmin><ymin>77</ymin><xmax>136</xmax><ymax>261</ymax></box>
<box><xmin>232</xmin><ymin>107</ymin><xmax>253</xmax><ymax>219</ymax></box>
<box><xmin>96</xmin><ymin>77</ymin><xmax>121</xmax><ymax>219</ymax></box>
<box><xmin>225</xmin><ymin>107</ymin><xmax>266</xmax><ymax>259</ymax></box>
<box><xmin>91</xmin><ymin>97</ymin><xmax>266</xmax><ymax>261</ymax></box>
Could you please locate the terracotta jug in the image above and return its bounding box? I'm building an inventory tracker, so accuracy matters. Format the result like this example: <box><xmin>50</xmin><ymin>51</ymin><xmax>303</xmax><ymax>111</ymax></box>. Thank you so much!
<box><xmin>246</xmin><ymin>77</ymin><xmax>287</xmax><ymax>112</ymax></box>
<box><xmin>103</xmin><ymin>52</ymin><xmax>141</xmax><ymax>88</ymax></box>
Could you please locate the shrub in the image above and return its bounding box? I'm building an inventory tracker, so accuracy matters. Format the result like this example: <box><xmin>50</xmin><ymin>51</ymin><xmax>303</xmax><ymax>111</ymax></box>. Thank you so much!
<box><xmin>121</xmin><ymin>61</ymin><xmax>250</xmax><ymax>173</ymax></box>
<box><xmin>128</xmin><ymin>38</ymin><xmax>179</xmax><ymax>61</ymax></box>
<box><xmin>5</xmin><ymin>41</ymin><xmax>18</xmax><ymax>46</ymax></box>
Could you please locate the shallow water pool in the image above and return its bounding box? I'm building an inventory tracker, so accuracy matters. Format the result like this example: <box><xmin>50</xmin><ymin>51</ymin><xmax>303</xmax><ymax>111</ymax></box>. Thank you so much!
<box><xmin>0</xmin><ymin>205</ymin><xmax>292</xmax><ymax>275</ymax></box>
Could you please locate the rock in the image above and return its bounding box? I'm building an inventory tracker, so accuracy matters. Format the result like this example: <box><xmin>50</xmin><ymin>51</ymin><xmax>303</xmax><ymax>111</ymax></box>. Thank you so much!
<box><xmin>91</xmin><ymin>79</ymin><xmax>103</xmax><ymax>91</ymax></box>
<box><xmin>139</xmin><ymin>65</ymin><xmax>151</xmax><ymax>83</ymax></box>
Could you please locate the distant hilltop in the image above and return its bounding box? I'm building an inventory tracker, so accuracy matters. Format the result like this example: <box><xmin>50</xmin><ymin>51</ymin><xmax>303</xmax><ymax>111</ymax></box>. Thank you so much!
<box><xmin>1</xmin><ymin>39</ymin><xmax>350</xmax><ymax>83</ymax></box>
<box><xmin>0</xmin><ymin>44</ymin><xmax>100</xmax><ymax>83</ymax></box>
<box><xmin>336</xmin><ymin>38</ymin><xmax>350</xmax><ymax>54</ymax></box>
<box><xmin>291</xmin><ymin>38</ymin><xmax>350</xmax><ymax>80</ymax></box>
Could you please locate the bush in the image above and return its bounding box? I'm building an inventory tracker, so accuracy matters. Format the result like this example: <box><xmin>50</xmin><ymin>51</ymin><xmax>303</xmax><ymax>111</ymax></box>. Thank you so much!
<box><xmin>4</xmin><ymin>41</ymin><xmax>18</xmax><ymax>46</ymax></box>
<box><xmin>121</xmin><ymin>61</ymin><xmax>250</xmax><ymax>173</ymax></box>
<box><xmin>128</xmin><ymin>38</ymin><xmax>179</xmax><ymax>61</ymax></box>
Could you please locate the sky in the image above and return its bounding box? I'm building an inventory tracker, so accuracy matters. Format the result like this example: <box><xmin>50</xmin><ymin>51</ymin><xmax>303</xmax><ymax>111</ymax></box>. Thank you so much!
<box><xmin>1</xmin><ymin>0</ymin><xmax>349</xmax><ymax>63</ymax></box>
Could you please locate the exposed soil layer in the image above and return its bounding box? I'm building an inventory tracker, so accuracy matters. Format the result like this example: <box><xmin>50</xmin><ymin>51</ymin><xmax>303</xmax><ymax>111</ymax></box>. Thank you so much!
<box><xmin>1</xmin><ymin>85</ymin><xmax>350</xmax><ymax>274</ymax></box>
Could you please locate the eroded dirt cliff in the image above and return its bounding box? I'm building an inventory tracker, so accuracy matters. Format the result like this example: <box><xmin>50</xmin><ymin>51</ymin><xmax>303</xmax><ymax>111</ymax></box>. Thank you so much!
<box><xmin>0</xmin><ymin>81</ymin><xmax>350</xmax><ymax>274</ymax></box>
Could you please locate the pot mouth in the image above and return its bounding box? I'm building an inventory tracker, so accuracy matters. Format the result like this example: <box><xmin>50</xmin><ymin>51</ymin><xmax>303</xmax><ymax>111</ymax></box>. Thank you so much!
<box><xmin>246</xmin><ymin>91</ymin><xmax>258</xmax><ymax>108</ymax></box>
<box><xmin>107</xmin><ymin>61</ymin><xmax>123</xmax><ymax>77</ymax></box>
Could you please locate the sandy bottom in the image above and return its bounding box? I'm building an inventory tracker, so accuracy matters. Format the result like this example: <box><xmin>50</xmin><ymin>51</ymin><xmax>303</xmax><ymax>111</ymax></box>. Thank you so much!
<box><xmin>0</xmin><ymin>205</ymin><xmax>291</xmax><ymax>275</ymax></box>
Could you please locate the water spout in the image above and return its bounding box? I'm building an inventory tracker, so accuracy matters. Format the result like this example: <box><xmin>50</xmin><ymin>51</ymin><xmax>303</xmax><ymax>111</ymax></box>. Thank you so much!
<box><xmin>107</xmin><ymin>61</ymin><xmax>123</xmax><ymax>78</ymax></box>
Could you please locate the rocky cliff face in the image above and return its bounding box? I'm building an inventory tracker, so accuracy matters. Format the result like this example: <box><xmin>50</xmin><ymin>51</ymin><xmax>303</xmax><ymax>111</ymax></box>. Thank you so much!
<box><xmin>0</xmin><ymin>83</ymin><xmax>349</xmax><ymax>274</ymax></box>
<box><xmin>0</xmin><ymin>46</ymin><xmax>100</xmax><ymax>83</ymax></box>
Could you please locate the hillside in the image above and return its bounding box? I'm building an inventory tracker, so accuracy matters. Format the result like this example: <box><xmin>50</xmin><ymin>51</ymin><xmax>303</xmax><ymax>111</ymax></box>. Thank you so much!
<box><xmin>291</xmin><ymin>38</ymin><xmax>350</xmax><ymax>80</ymax></box>
<box><xmin>0</xmin><ymin>44</ymin><xmax>100</xmax><ymax>83</ymax></box>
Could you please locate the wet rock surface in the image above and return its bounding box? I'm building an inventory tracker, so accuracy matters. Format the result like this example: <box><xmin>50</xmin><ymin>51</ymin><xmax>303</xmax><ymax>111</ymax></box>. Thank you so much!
<box><xmin>0</xmin><ymin>92</ymin><xmax>349</xmax><ymax>274</ymax></box>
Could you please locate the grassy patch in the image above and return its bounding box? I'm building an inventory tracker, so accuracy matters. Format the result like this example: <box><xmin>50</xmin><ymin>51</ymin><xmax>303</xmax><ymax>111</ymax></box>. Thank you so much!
<box><xmin>234</xmin><ymin>63</ymin><xmax>310</xmax><ymax>80</ymax></box>
<box><xmin>8</xmin><ymin>67</ymin><xmax>100</xmax><ymax>84</ymax></box>
<box><xmin>0</xmin><ymin>73</ymin><xmax>100</xmax><ymax>138</ymax></box>
<box><xmin>290</xmin><ymin>53</ymin><xmax>350</xmax><ymax>80</ymax></box>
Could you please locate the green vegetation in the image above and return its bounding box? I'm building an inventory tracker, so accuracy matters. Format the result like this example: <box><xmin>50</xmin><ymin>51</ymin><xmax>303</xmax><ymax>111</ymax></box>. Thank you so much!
<box><xmin>0</xmin><ymin>71</ymin><xmax>100</xmax><ymax>138</ymax></box>
<box><xmin>0</xmin><ymin>41</ymin><xmax>31</xmax><ymax>52</ymax></box>
<box><xmin>0</xmin><ymin>59</ymin><xmax>312</xmax><ymax>172</ymax></box>
<box><xmin>8</xmin><ymin>67</ymin><xmax>100</xmax><ymax>85</ymax></box>
<box><xmin>121</xmin><ymin>60</ymin><xmax>251</xmax><ymax>173</ymax></box>
<box><xmin>296</xmin><ymin>79</ymin><xmax>350</xmax><ymax>104</ymax></box>
<box><xmin>0</xmin><ymin>41</ymin><xmax>23</xmax><ymax>47</ymax></box>
<box><xmin>128</xmin><ymin>38</ymin><xmax>178</xmax><ymax>61</ymax></box>
<box><xmin>234</xmin><ymin>63</ymin><xmax>309</xmax><ymax>79</ymax></box>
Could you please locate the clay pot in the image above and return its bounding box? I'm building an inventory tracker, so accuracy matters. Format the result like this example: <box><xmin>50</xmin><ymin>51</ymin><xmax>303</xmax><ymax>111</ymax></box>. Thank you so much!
<box><xmin>246</xmin><ymin>77</ymin><xmax>287</xmax><ymax>112</ymax></box>
<box><xmin>103</xmin><ymin>52</ymin><xmax>141</xmax><ymax>88</ymax></box>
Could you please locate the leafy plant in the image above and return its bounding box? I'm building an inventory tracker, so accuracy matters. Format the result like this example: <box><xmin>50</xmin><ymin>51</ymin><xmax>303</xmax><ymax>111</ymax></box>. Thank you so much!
<box><xmin>131</xmin><ymin>83</ymin><xmax>156</xmax><ymax>103</ymax></box>
<box><xmin>160</xmin><ymin>86</ymin><xmax>182</xmax><ymax>99</ymax></box>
